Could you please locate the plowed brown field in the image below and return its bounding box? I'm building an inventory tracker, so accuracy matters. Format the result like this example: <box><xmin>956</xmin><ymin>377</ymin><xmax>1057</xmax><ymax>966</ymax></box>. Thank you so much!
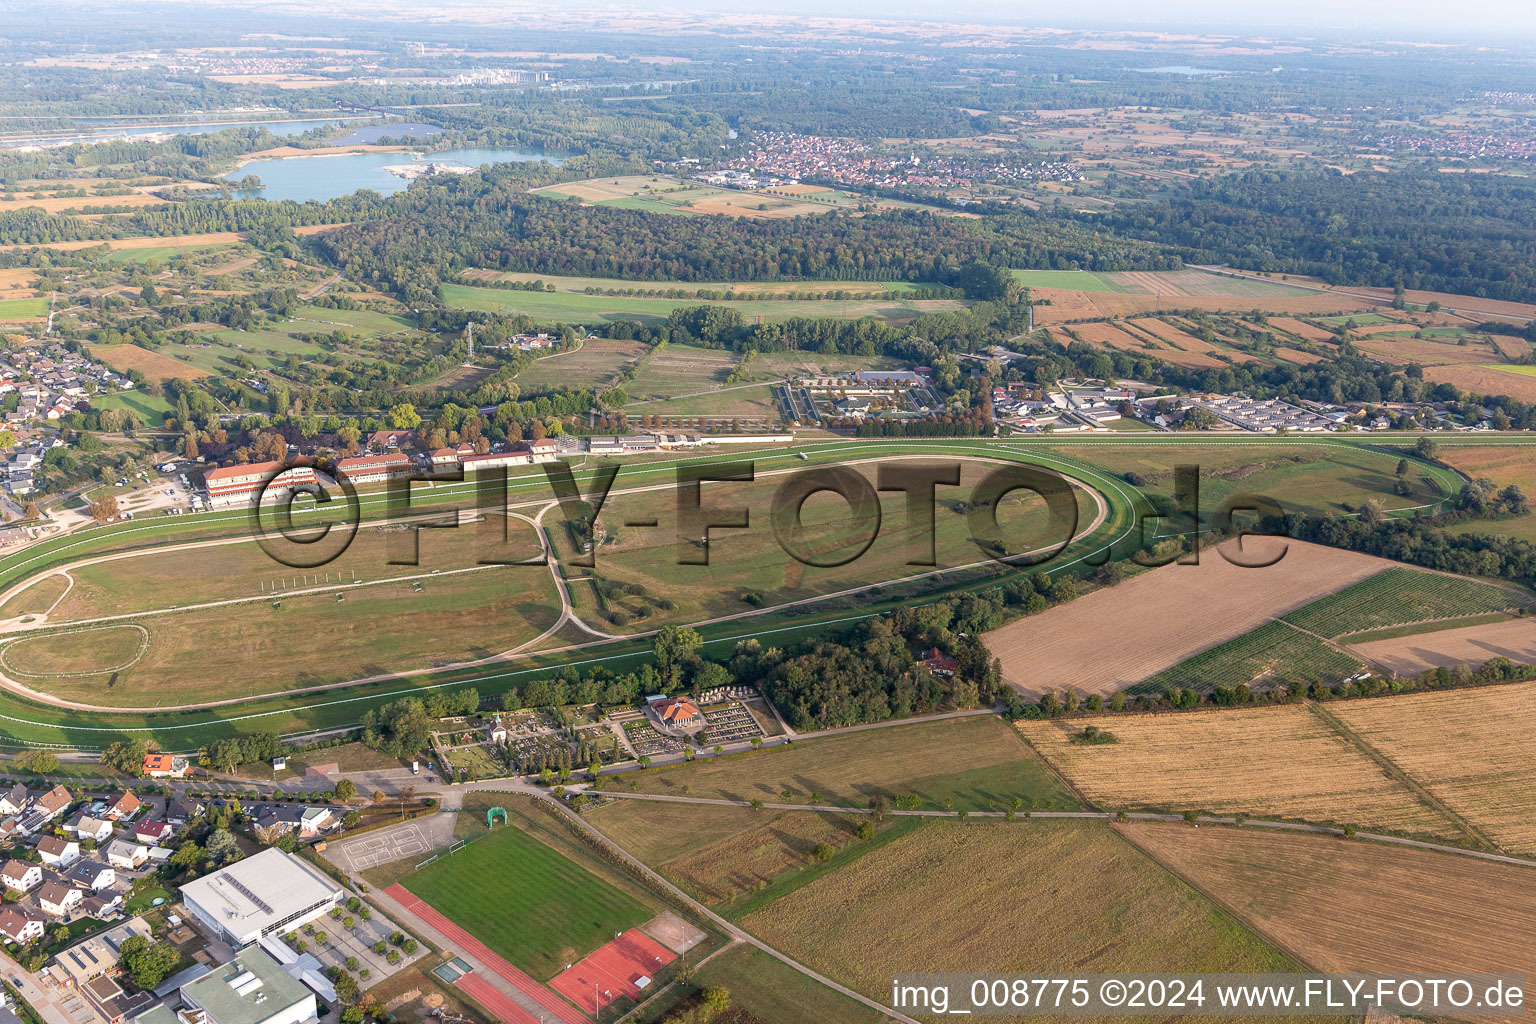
<box><xmin>1350</xmin><ymin>618</ymin><xmax>1536</xmax><ymax>676</ymax></box>
<box><xmin>983</xmin><ymin>539</ymin><xmax>1392</xmax><ymax>695</ymax></box>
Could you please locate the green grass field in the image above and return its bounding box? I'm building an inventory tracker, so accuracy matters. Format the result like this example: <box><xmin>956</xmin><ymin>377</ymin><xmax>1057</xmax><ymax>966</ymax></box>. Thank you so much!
<box><xmin>103</xmin><ymin>243</ymin><xmax>233</xmax><ymax>264</ymax></box>
<box><xmin>180</xmin><ymin>304</ymin><xmax>418</xmax><ymax>373</ymax></box>
<box><xmin>9</xmin><ymin>518</ymin><xmax>558</xmax><ymax>705</ymax></box>
<box><xmin>0</xmin><ymin>297</ymin><xmax>46</xmax><ymax>318</ymax></box>
<box><xmin>1283</xmin><ymin>567</ymin><xmax>1527</xmax><ymax>638</ymax></box>
<box><xmin>1067</xmin><ymin>442</ymin><xmax>1456</xmax><ymax>521</ymax></box>
<box><xmin>87</xmin><ymin>390</ymin><xmax>176</xmax><ymax>420</ymax></box>
<box><xmin>1137</xmin><ymin>620</ymin><xmax>1365</xmax><ymax>693</ymax></box>
<box><xmin>581</xmin><ymin>458</ymin><xmax>1098</xmax><ymax>630</ymax></box>
<box><xmin>441</xmin><ymin>282</ymin><xmax>964</xmax><ymax>326</ymax></box>
<box><xmin>397</xmin><ymin>822</ymin><xmax>653</xmax><ymax>980</ymax></box>
<box><xmin>1489</xmin><ymin>364</ymin><xmax>1536</xmax><ymax>377</ymax></box>
<box><xmin>1010</xmin><ymin>270</ymin><xmax>1132</xmax><ymax>292</ymax></box>
<box><xmin>0</xmin><ymin>436</ymin><xmax>1429</xmax><ymax>751</ymax></box>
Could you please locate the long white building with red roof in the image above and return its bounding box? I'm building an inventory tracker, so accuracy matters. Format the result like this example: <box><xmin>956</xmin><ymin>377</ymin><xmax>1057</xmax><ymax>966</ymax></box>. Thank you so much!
<box><xmin>202</xmin><ymin>461</ymin><xmax>317</xmax><ymax>508</ymax></box>
<box><xmin>334</xmin><ymin>452</ymin><xmax>416</xmax><ymax>485</ymax></box>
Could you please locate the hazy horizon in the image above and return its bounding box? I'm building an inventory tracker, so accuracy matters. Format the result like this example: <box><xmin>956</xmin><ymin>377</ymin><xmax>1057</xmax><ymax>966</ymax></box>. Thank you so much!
<box><xmin>19</xmin><ymin>0</ymin><xmax>1536</xmax><ymax>46</ymax></box>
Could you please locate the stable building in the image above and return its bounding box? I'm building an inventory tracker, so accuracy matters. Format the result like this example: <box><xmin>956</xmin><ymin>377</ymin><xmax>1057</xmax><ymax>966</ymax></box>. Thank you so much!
<box><xmin>179</xmin><ymin>848</ymin><xmax>343</xmax><ymax>948</ymax></box>
<box><xmin>333</xmin><ymin>453</ymin><xmax>415</xmax><ymax>486</ymax></box>
<box><xmin>202</xmin><ymin>463</ymin><xmax>317</xmax><ymax>509</ymax></box>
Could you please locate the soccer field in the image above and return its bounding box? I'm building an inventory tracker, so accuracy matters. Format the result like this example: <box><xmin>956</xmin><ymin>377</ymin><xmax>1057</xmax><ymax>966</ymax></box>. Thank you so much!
<box><xmin>400</xmin><ymin>823</ymin><xmax>653</xmax><ymax>980</ymax></box>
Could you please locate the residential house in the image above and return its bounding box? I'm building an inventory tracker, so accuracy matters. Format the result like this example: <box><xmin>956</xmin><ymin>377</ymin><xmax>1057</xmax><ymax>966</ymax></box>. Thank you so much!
<box><xmin>141</xmin><ymin>753</ymin><xmax>189</xmax><ymax>779</ymax></box>
<box><xmin>18</xmin><ymin>784</ymin><xmax>72</xmax><ymax>832</ymax></box>
<box><xmin>106</xmin><ymin>840</ymin><xmax>148</xmax><ymax>870</ymax></box>
<box><xmin>133</xmin><ymin>821</ymin><xmax>173</xmax><ymax>846</ymax></box>
<box><xmin>67</xmin><ymin>861</ymin><xmax>114</xmax><ymax>892</ymax></box>
<box><xmin>366</xmin><ymin>428</ymin><xmax>416</xmax><ymax>451</ymax></box>
<box><xmin>1</xmin><ymin>860</ymin><xmax>41</xmax><ymax>892</ymax></box>
<box><xmin>163</xmin><ymin>799</ymin><xmax>203</xmax><ymax>826</ymax></box>
<box><xmin>0</xmin><ymin>907</ymin><xmax>45</xmax><ymax>944</ymax></box>
<box><xmin>81</xmin><ymin>892</ymin><xmax>123</xmax><ymax>920</ymax></box>
<box><xmin>917</xmin><ymin>647</ymin><xmax>959</xmax><ymax>677</ymax></box>
<box><xmin>0</xmin><ymin>783</ymin><xmax>29</xmax><ymax>816</ymax></box>
<box><xmin>252</xmin><ymin>804</ymin><xmax>336</xmax><ymax>844</ymax></box>
<box><xmin>37</xmin><ymin>882</ymin><xmax>83</xmax><ymax>917</ymax></box>
<box><xmin>66</xmin><ymin>815</ymin><xmax>113</xmax><ymax>843</ymax></box>
<box><xmin>37</xmin><ymin>835</ymin><xmax>80</xmax><ymax>868</ymax></box>
<box><xmin>103</xmin><ymin>791</ymin><xmax>142</xmax><ymax>822</ymax></box>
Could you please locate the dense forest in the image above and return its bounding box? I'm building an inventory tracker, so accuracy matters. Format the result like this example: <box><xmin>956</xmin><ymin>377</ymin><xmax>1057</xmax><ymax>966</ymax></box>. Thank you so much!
<box><xmin>314</xmin><ymin>166</ymin><xmax>1176</xmax><ymax>303</ymax></box>
<box><xmin>1093</xmin><ymin>169</ymin><xmax>1536</xmax><ymax>303</ymax></box>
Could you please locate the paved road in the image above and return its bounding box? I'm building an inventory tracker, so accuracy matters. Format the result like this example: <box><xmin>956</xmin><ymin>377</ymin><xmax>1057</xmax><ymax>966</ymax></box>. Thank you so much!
<box><xmin>1</xmin><ymin>958</ymin><xmax>100</xmax><ymax>1024</ymax></box>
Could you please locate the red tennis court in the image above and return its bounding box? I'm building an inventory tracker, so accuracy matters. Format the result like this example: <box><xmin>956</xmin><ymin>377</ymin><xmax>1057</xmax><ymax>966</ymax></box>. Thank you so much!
<box><xmin>550</xmin><ymin>929</ymin><xmax>678</xmax><ymax>1013</ymax></box>
<box><xmin>386</xmin><ymin>883</ymin><xmax>588</xmax><ymax>1024</ymax></box>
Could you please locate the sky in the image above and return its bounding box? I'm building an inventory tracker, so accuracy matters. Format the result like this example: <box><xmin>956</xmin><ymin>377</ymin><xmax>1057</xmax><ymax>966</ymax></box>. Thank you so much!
<box><xmin>686</xmin><ymin>0</ymin><xmax>1536</xmax><ymax>39</ymax></box>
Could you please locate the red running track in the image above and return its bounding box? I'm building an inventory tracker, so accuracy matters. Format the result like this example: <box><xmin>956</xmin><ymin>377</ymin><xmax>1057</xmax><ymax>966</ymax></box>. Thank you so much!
<box><xmin>455</xmin><ymin>974</ymin><xmax>540</xmax><ymax>1024</ymax></box>
<box><xmin>386</xmin><ymin>884</ymin><xmax>589</xmax><ymax>1024</ymax></box>
<box><xmin>550</xmin><ymin>929</ymin><xmax>677</xmax><ymax>1014</ymax></box>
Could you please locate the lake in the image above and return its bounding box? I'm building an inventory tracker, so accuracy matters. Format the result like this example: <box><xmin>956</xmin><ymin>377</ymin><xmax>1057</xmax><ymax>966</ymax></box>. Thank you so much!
<box><xmin>224</xmin><ymin>147</ymin><xmax>565</xmax><ymax>203</ymax></box>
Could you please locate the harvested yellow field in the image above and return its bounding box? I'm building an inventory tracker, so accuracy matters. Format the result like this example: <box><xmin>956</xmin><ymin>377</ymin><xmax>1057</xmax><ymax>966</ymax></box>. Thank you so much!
<box><xmin>1349</xmin><ymin>286</ymin><xmax>1536</xmax><ymax>321</ymax></box>
<box><xmin>1019</xmin><ymin>704</ymin><xmax>1457</xmax><ymax>837</ymax></box>
<box><xmin>0</xmin><ymin>192</ymin><xmax>164</xmax><ymax>214</ymax></box>
<box><xmin>1425</xmin><ymin>364</ymin><xmax>1536</xmax><ymax>403</ymax></box>
<box><xmin>1354</xmin><ymin>336</ymin><xmax>1506</xmax><ymax>366</ymax></box>
<box><xmin>0</xmin><ymin>269</ymin><xmax>36</xmax><ymax>299</ymax></box>
<box><xmin>1329</xmin><ymin>680</ymin><xmax>1536</xmax><ymax>852</ymax></box>
<box><xmin>1491</xmin><ymin>334</ymin><xmax>1532</xmax><ymax>360</ymax></box>
<box><xmin>1275</xmin><ymin>346</ymin><xmax>1326</xmax><ymax>365</ymax></box>
<box><xmin>1119</xmin><ymin>821</ymin><xmax>1536</xmax><ymax>1021</ymax></box>
<box><xmin>90</xmin><ymin>343</ymin><xmax>211</xmax><ymax>382</ymax></box>
<box><xmin>1031</xmin><ymin>289</ymin><xmax>1374</xmax><ymax>326</ymax></box>
<box><xmin>743</xmin><ymin>822</ymin><xmax>1303</xmax><ymax>1024</ymax></box>
<box><xmin>983</xmin><ymin>539</ymin><xmax>1391</xmax><ymax>695</ymax></box>
<box><xmin>1270</xmin><ymin>316</ymin><xmax>1337</xmax><ymax>342</ymax></box>
<box><xmin>1439</xmin><ymin>444</ymin><xmax>1536</xmax><ymax>494</ymax></box>
<box><xmin>587</xmin><ymin>800</ymin><xmax>870</xmax><ymax>904</ymax></box>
